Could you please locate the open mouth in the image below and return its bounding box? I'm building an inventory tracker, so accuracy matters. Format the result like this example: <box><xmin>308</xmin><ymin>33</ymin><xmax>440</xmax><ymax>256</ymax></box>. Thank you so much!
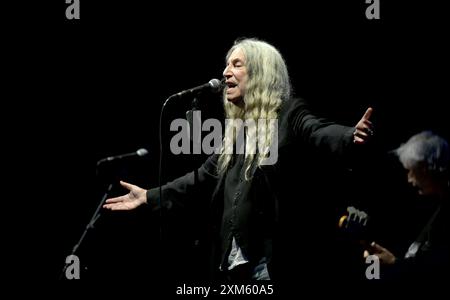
<box><xmin>226</xmin><ymin>82</ymin><xmax>238</xmax><ymax>89</ymax></box>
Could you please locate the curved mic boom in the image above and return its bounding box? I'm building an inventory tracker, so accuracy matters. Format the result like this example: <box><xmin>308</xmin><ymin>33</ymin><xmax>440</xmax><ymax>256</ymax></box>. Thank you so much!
<box><xmin>96</xmin><ymin>148</ymin><xmax>149</xmax><ymax>165</ymax></box>
<box><xmin>174</xmin><ymin>78</ymin><xmax>223</xmax><ymax>98</ymax></box>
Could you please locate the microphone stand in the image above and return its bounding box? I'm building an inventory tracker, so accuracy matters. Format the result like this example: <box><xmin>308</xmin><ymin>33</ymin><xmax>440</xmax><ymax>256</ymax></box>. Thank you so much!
<box><xmin>157</xmin><ymin>95</ymin><xmax>200</xmax><ymax>244</ymax></box>
<box><xmin>186</xmin><ymin>97</ymin><xmax>199</xmax><ymax>142</ymax></box>
<box><xmin>59</xmin><ymin>183</ymin><xmax>113</xmax><ymax>280</ymax></box>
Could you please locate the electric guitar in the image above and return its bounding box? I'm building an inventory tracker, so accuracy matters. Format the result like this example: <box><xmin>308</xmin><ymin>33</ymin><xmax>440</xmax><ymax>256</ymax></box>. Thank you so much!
<box><xmin>338</xmin><ymin>206</ymin><xmax>371</xmax><ymax>246</ymax></box>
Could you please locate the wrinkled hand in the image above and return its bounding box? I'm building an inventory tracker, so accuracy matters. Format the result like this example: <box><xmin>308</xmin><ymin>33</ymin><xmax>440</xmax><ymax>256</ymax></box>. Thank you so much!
<box><xmin>363</xmin><ymin>241</ymin><xmax>397</xmax><ymax>265</ymax></box>
<box><xmin>353</xmin><ymin>107</ymin><xmax>374</xmax><ymax>145</ymax></box>
<box><xmin>103</xmin><ymin>181</ymin><xmax>147</xmax><ymax>211</ymax></box>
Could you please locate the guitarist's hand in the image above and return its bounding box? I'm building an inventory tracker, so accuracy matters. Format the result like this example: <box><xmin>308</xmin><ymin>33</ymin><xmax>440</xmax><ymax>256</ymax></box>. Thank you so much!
<box><xmin>363</xmin><ymin>242</ymin><xmax>397</xmax><ymax>265</ymax></box>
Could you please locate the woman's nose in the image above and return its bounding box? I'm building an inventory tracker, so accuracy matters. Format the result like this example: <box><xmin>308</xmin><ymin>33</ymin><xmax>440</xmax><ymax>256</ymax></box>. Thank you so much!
<box><xmin>223</xmin><ymin>66</ymin><xmax>231</xmax><ymax>77</ymax></box>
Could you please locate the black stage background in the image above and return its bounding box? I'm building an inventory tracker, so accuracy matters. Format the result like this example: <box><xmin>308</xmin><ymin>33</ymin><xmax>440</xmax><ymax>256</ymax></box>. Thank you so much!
<box><xmin>4</xmin><ymin>0</ymin><xmax>449</xmax><ymax>295</ymax></box>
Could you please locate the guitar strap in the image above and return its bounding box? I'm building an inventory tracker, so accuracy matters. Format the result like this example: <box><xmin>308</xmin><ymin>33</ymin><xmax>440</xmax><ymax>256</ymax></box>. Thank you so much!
<box><xmin>404</xmin><ymin>204</ymin><xmax>441</xmax><ymax>258</ymax></box>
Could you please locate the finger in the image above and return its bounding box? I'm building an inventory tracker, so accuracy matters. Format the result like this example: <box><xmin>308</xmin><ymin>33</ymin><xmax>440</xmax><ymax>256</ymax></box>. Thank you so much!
<box><xmin>355</xmin><ymin>125</ymin><xmax>373</xmax><ymax>136</ymax></box>
<box><xmin>104</xmin><ymin>196</ymin><xmax>125</xmax><ymax>204</ymax></box>
<box><xmin>367</xmin><ymin>241</ymin><xmax>376</xmax><ymax>250</ymax></box>
<box><xmin>356</xmin><ymin>122</ymin><xmax>373</xmax><ymax>132</ymax></box>
<box><xmin>363</xmin><ymin>119</ymin><xmax>373</xmax><ymax>127</ymax></box>
<box><xmin>363</xmin><ymin>250</ymin><xmax>370</xmax><ymax>258</ymax></box>
<box><xmin>354</xmin><ymin>130</ymin><xmax>369</xmax><ymax>138</ymax></box>
<box><xmin>120</xmin><ymin>180</ymin><xmax>135</xmax><ymax>191</ymax></box>
<box><xmin>371</xmin><ymin>242</ymin><xmax>387</xmax><ymax>252</ymax></box>
<box><xmin>353</xmin><ymin>136</ymin><xmax>365</xmax><ymax>144</ymax></box>
<box><xmin>362</xmin><ymin>107</ymin><xmax>373</xmax><ymax>120</ymax></box>
<box><xmin>104</xmin><ymin>202</ymin><xmax>131</xmax><ymax>210</ymax></box>
<box><xmin>103</xmin><ymin>203</ymin><xmax>115</xmax><ymax>209</ymax></box>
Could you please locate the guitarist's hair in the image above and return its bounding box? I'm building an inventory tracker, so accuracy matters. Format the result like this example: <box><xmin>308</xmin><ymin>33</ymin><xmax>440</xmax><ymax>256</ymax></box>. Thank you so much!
<box><xmin>395</xmin><ymin>130</ymin><xmax>449</xmax><ymax>176</ymax></box>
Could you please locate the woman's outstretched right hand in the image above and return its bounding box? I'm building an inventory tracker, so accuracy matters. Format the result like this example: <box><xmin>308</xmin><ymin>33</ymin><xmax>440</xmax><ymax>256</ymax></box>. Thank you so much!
<box><xmin>103</xmin><ymin>181</ymin><xmax>147</xmax><ymax>211</ymax></box>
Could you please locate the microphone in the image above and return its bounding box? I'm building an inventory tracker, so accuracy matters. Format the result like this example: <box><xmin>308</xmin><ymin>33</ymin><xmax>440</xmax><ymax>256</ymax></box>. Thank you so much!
<box><xmin>96</xmin><ymin>148</ymin><xmax>149</xmax><ymax>165</ymax></box>
<box><xmin>173</xmin><ymin>78</ymin><xmax>223</xmax><ymax>98</ymax></box>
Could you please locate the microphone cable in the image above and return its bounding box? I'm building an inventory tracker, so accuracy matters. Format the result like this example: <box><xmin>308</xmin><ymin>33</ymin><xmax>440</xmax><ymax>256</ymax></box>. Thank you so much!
<box><xmin>158</xmin><ymin>94</ymin><xmax>176</xmax><ymax>243</ymax></box>
<box><xmin>157</xmin><ymin>78</ymin><xmax>223</xmax><ymax>242</ymax></box>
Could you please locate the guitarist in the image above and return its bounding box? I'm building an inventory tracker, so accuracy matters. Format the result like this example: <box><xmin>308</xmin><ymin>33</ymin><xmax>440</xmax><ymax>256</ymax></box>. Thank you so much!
<box><xmin>363</xmin><ymin>131</ymin><xmax>449</xmax><ymax>283</ymax></box>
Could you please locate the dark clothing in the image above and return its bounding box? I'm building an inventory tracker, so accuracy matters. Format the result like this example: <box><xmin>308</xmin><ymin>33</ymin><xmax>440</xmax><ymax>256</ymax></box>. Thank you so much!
<box><xmin>386</xmin><ymin>198</ymin><xmax>450</xmax><ymax>283</ymax></box>
<box><xmin>221</xmin><ymin>153</ymin><xmax>258</xmax><ymax>270</ymax></box>
<box><xmin>146</xmin><ymin>97</ymin><xmax>354</xmax><ymax>279</ymax></box>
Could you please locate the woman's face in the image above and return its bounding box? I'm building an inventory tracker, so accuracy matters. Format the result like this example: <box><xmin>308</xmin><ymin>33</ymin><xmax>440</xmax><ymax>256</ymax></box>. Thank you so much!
<box><xmin>223</xmin><ymin>48</ymin><xmax>248</xmax><ymax>106</ymax></box>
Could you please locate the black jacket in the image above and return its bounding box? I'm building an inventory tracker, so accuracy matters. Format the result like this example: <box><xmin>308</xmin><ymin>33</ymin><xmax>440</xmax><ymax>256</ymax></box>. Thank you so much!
<box><xmin>385</xmin><ymin>199</ymin><xmax>450</xmax><ymax>284</ymax></box>
<box><xmin>146</xmin><ymin>97</ymin><xmax>355</xmax><ymax>279</ymax></box>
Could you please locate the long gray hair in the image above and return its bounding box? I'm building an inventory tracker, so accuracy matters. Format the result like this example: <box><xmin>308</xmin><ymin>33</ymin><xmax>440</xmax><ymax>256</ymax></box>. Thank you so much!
<box><xmin>217</xmin><ymin>38</ymin><xmax>291</xmax><ymax>179</ymax></box>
